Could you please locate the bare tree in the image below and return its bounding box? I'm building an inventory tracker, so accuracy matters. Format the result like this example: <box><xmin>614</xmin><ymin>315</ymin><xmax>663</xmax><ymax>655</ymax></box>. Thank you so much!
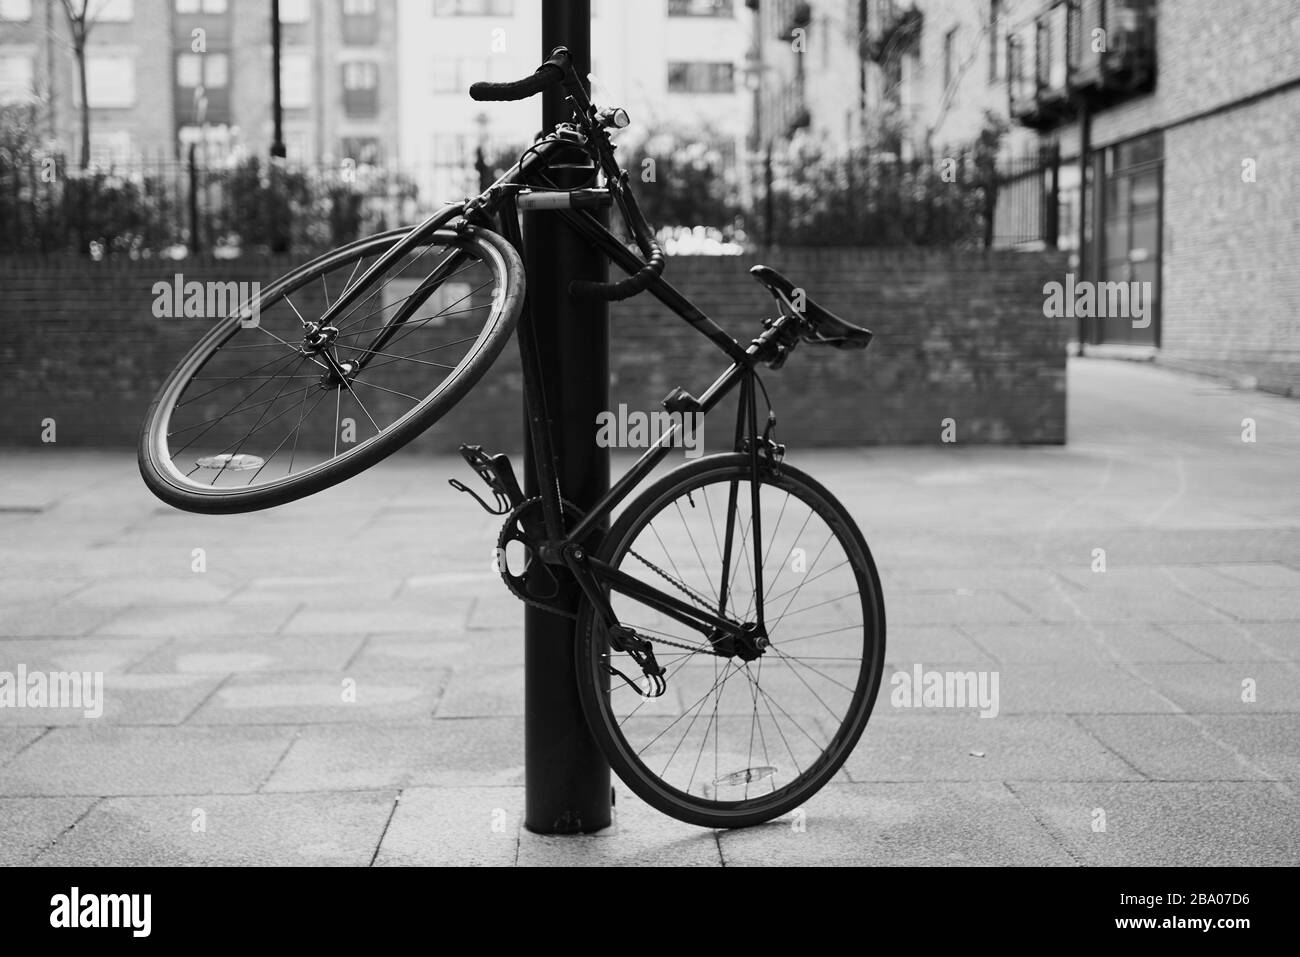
<box><xmin>868</xmin><ymin>0</ymin><xmax>1034</xmax><ymax>157</ymax></box>
<box><xmin>57</xmin><ymin>0</ymin><xmax>113</xmax><ymax>169</ymax></box>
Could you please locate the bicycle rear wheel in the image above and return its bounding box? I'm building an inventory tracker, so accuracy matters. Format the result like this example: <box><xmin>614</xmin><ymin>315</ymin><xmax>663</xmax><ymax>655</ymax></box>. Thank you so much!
<box><xmin>575</xmin><ymin>453</ymin><xmax>886</xmax><ymax>829</ymax></box>
<box><xmin>139</xmin><ymin>225</ymin><xmax>523</xmax><ymax>513</ymax></box>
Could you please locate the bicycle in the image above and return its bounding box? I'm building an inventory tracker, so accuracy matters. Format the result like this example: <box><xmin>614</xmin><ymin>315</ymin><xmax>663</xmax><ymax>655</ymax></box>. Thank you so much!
<box><xmin>138</xmin><ymin>48</ymin><xmax>886</xmax><ymax>829</ymax></box>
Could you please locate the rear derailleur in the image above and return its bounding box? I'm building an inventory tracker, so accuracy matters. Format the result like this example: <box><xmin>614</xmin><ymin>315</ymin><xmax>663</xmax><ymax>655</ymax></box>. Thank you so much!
<box><xmin>606</xmin><ymin>624</ymin><xmax>667</xmax><ymax>698</ymax></box>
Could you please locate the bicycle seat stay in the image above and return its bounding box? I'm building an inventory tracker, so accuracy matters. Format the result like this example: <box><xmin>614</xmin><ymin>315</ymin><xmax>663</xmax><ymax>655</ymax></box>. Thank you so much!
<box><xmin>749</xmin><ymin>265</ymin><xmax>874</xmax><ymax>350</ymax></box>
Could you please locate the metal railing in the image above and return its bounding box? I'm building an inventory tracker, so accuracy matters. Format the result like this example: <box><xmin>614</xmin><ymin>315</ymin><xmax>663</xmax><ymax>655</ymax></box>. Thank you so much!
<box><xmin>0</xmin><ymin>150</ymin><xmax>493</xmax><ymax>258</ymax></box>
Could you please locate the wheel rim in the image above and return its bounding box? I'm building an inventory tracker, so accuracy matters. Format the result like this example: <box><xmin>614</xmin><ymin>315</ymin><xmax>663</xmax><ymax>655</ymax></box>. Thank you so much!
<box><xmin>587</xmin><ymin>462</ymin><xmax>884</xmax><ymax>821</ymax></box>
<box><xmin>147</xmin><ymin>229</ymin><xmax>513</xmax><ymax>503</ymax></box>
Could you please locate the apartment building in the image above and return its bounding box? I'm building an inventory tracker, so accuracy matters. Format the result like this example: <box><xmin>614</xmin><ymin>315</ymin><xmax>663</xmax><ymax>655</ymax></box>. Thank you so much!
<box><xmin>0</xmin><ymin>0</ymin><xmax>171</xmax><ymax>161</ymax></box>
<box><xmin>220</xmin><ymin>0</ymin><xmax>401</xmax><ymax>164</ymax></box>
<box><xmin>0</xmin><ymin>0</ymin><xmax>400</xmax><ymax>165</ymax></box>
<box><xmin>1003</xmin><ymin>0</ymin><xmax>1299</xmax><ymax>391</ymax></box>
<box><xmin>395</xmin><ymin>0</ymin><xmax>751</xmax><ymax>200</ymax></box>
<box><xmin>748</xmin><ymin>0</ymin><xmax>1299</xmax><ymax>390</ymax></box>
<box><xmin>748</xmin><ymin>0</ymin><xmax>1041</xmax><ymax>154</ymax></box>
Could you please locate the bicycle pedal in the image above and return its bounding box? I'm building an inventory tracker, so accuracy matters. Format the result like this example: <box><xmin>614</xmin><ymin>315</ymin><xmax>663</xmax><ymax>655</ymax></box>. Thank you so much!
<box><xmin>448</xmin><ymin>477</ymin><xmax>510</xmax><ymax>515</ymax></box>
<box><xmin>450</xmin><ymin>444</ymin><xmax>525</xmax><ymax>515</ymax></box>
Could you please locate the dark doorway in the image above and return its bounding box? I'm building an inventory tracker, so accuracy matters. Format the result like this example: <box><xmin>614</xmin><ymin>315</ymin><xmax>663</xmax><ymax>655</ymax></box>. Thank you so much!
<box><xmin>1090</xmin><ymin>132</ymin><xmax>1163</xmax><ymax>346</ymax></box>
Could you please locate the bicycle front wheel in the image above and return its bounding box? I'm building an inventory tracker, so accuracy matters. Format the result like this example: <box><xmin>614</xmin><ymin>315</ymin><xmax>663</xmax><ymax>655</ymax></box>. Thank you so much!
<box><xmin>576</xmin><ymin>453</ymin><xmax>886</xmax><ymax>829</ymax></box>
<box><xmin>139</xmin><ymin>225</ymin><xmax>524</xmax><ymax>513</ymax></box>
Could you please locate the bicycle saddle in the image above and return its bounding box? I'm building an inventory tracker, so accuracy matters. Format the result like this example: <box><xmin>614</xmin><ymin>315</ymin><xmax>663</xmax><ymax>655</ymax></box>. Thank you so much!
<box><xmin>749</xmin><ymin>265</ymin><xmax>874</xmax><ymax>350</ymax></box>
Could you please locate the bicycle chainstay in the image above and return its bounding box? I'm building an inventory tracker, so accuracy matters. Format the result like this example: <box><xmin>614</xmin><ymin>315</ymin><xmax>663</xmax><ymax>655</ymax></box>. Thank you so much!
<box><xmin>494</xmin><ymin>501</ymin><xmax>737</xmax><ymax>662</ymax></box>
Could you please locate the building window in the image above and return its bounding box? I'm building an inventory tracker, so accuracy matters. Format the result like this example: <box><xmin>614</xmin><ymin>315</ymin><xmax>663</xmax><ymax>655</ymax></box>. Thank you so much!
<box><xmin>431</xmin><ymin>59</ymin><xmax>460</xmax><ymax>93</ymax></box>
<box><xmin>0</xmin><ymin>54</ymin><xmax>34</xmax><ymax>104</ymax></box>
<box><xmin>431</xmin><ymin>57</ymin><xmax>511</xmax><ymax>94</ymax></box>
<box><xmin>282</xmin><ymin>52</ymin><xmax>312</xmax><ymax>108</ymax></box>
<box><xmin>85</xmin><ymin>55</ymin><xmax>135</xmax><ymax>107</ymax></box>
<box><xmin>342</xmin><ymin>0</ymin><xmax>379</xmax><ymax>44</ymax></box>
<box><xmin>667</xmin><ymin>0</ymin><xmax>732</xmax><ymax>16</ymax></box>
<box><xmin>0</xmin><ymin>0</ymin><xmax>32</xmax><ymax>22</ymax></box>
<box><xmin>89</xmin><ymin>131</ymin><xmax>133</xmax><ymax>165</ymax></box>
<box><xmin>667</xmin><ymin>61</ymin><xmax>734</xmax><ymax>93</ymax></box>
<box><xmin>176</xmin><ymin>52</ymin><xmax>228</xmax><ymax>89</ymax></box>
<box><xmin>433</xmin><ymin>0</ymin><xmax>513</xmax><ymax>15</ymax></box>
<box><xmin>175</xmin><ymin>0</ymin><xmax>228</xmax><ymax>13</ymax></box>
<box><xmin>342</xmin><ymin>60</ymin><xmax>379</xmax><ymax>116</ymax></box>
<box><xmin>341</xmin><ymin>136</ymin><xmax>382</xmax><ymax>164</ymax></box>
<box><xmin>94</xmin><ymin>0</ymin><xmax>134</xmax><ymax>21</ymax></box>
<box><xmin>431</xmin><ymin>133</ymin><xmax>472</xmax><ymax>164</ymax></box>
<box><xmin>988</xmin><ymin>0</ymin><xmax>1001</xmax><ymax>83</ymax></box>
<box><xmin>943</xmin><ymin>26</ymin><xmax>957</xmax><ymax>88</ymax></box>
<box><xmin>279</xmin><ymin>0</ymin><xmax>309</xmax><ymax>23</ymax></box>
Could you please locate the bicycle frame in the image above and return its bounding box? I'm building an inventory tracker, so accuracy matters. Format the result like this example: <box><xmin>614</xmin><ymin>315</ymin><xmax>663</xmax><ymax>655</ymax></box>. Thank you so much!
<box><xmin>491</xmin><ymin>138</ymin><xmax>779</xmax><ymax>645</ymax></box>
<box><xmin>326</xmin><ymin>132</ymin><xmax>788</xmax><ymax>646</ymax></box>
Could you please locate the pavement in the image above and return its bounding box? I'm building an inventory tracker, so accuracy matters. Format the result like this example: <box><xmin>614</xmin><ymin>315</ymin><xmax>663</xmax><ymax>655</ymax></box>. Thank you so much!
<box><xmin>1</xmin><ymin>357</ymin><xmax>1298</xmax><ymax>866</ymax></box>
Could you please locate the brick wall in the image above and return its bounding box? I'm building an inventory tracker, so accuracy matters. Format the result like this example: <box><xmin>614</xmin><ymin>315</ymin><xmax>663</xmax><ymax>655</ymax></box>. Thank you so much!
<box><xmin>1155</xmin><ymin>92</ymin><xmax>1300</xmax><ymax>395</ymax></box>
<box><xmin>0</xmin><ymin>247</ymin><xmax>1068</xmax><ymax>452</ymax></box>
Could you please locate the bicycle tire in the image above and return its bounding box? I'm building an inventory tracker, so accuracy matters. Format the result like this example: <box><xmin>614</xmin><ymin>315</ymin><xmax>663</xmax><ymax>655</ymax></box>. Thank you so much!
<box><xmin>139</xmin><ymin>225</ymin><xmax>524</xmax><ymax>514</ymax></box>
<box><xmin>575</xmin><ymin>453</ymin><xmax>886</xmax><ymax>829</ymax></box>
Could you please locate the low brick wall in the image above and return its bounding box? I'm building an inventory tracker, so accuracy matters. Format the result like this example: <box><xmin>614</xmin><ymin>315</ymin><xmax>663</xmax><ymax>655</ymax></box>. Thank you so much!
<box><xmin>0</xmin><ymin>247</ymin><xmax>1068</xmax><ymax>452</ymax></box>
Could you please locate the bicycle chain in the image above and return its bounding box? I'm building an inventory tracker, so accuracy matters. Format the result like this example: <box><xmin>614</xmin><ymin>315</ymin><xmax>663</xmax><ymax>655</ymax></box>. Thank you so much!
<box><xmin>626</xmin><ymin>547</ymin><xmax>725</xmax><ymax>619</ymax></box>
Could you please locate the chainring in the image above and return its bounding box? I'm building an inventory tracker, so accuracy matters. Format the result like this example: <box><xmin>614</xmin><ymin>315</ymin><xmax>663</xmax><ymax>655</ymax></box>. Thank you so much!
<box><xmin>495</xmin><ymin>497</ymin><xmax>584</xmax><ymax>617</ymax></box>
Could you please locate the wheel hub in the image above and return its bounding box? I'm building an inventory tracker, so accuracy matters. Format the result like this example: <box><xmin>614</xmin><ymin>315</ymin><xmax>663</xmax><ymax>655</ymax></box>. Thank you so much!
<box><xmin>318</xmin><ymin>359</ymin><xmax>359</xmax><ymax>391</ymax></box>
<box><xmin>300</xmin><ymin>322</ymin><xmax>340</xmax><ymax>353</ymax></box>
<box><xmin>709</xmin><ymin>621</ymin><xmax>768</xmax><ymax>662</ymax></box>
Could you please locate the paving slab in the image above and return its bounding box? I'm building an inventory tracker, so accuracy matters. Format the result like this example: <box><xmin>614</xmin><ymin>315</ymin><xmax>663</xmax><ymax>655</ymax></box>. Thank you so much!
<box><xmin>0</xmin><ymin>797</ymin><xmax>98</xmax><ymax>865</ymax></box>
<box><xmin>68</xmin><ymin>579</ymin><xmax>240</xmax><ymax>606</ymax></box>
<box><xmin>0</xmin><ymin>726</ymin><xmax>295</xmax><ymax>796</ymax></box>
<box><xmin>1152</xmin><ymin>621</ymin><xmax>1300</xmax><ymax>662</ymax></box>
<box><xmin>0</xmin><ymin>673</ymin><xmax>222</xmax><ymax>726</ymax></box>
<box><xmin>434</xmin><ymin>665</ymin><xmax>527</xmax><ymax>718</ymax></box>
<box><xmin>1127</xmin><ymin>662</ymin><xmax>1300</xmax><ymax>713</ymax></box>
<box><xmin>281</xmin><ymin>601</ymin><xmax>472</xmax><ymax>636</ymax></box>
<box><xmin>229</xmin><ymin>576</ymin><xmax>403</xmax><ymax>604</ymax></box>
<box><xmin>1000</xmin><ymin>585</ymin><xmax>1235</xmax><ymax>623</ymax></box>
<box><xmin>883</xmin><ymin>591</ymin><xmax>1036</xmax><ymax>626</ymax></box>
<box><xmin>130</xmin><ymin>634</ymin><xmax>366</xmax><ymax>674</ymax></box>
<box><xmin>0</xmin><ymin>579</ymin><xmax>87</xmax><ymax>605</ymax></box>
<box><xmin>373</xmin><ymin>787</ymin><xmax>523</xmax><ymax>866</ymax></box>
<box><xmin>516</xmin><ymin>790</ymin><xmax>722</xmax><ymax>866</ymax></box>
<box><xmin>882</xmin><ymin>625</ymin><xmax>994</xmax><ymax>664</ymax></box>
<box><xmin>968</xmin><ymin>662</ymin><xmax>1178</xmax><ymax>714</ymax></box>
<box><xmin>264</xmin><ymin>718</ymin><xmax>525</xmax><ymax>791</ymax></box>
<box><xmin>350</xmin><ymin>629</ymin><xmax>523</xmax><ymax>669</ymax></box>
<box><xmin>34</xmin><ymin>791</ymin><xmax>396</xmax><ymax>867</ymax></box>
<box><xmin>93</xmin><ymin>602</ymin><xmax>300</xmax><ymax>638</ymax></box>
<box><xmin>717</xmin><ymin>782</ymin><xmax>1075</xmax><ymax>866</ymax></box>
<box><xmin>0</xmin><ymin>726</ymin><xmax>45</xmax><ymax>765</ymax></box>
<box><xmin>0</xmin><ymin>637</ymin><xmax>165</xmax><ymax>673</ymax></box>
<box><xmin>841</xmin><ymin>714</ymin><xmax>1140</xmax><ymax>782</ymax></box>
<box><xmin>958</xmin><ymin>622</ymin><xmax>1211</xmax><ymax>663</ymax></box>
<box><xmin>0</xmin><ymin>603</ymin><xmax>120</xmax><ymax>638</ymax></box>
<box><xmin>1189</xmin><ymin>589</ymin><xmax>1300</xmax><ymax>622</ymax></box>
<box><xmin>1008</xmin><ymin>782</ymin><xmax>1300</xmax><ymax>866</ymax></box>
<box><xmin>1209</xmin><ymin>563</ymin><xmax>1300</xmax><ymax>588</ymax></box>
<box><xmin>185</xmin><ymin>669</ymin><xmax>450</xmax><ymax>725</ymax></box>
<box><xmin>1075</xmin><ymin>714</ymin><xmax>1290</xmax><ymax>782</ymax></box>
